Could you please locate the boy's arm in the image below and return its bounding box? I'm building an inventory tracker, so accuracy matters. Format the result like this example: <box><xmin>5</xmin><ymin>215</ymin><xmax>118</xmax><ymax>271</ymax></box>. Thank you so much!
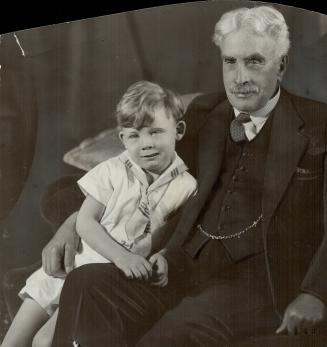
<box><xmin>76</xmin><ymin>195</ymin><xmax>152</xmax><ymax>279</ymax></box>
<box><xmin>42</xmin><ymin>211</ymin><xmax>80</xmax><ymax>277</ymax></box>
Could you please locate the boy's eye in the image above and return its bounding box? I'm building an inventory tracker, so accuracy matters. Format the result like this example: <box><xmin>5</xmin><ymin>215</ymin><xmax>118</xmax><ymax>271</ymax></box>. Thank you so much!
<box><xmin>151</xmin><ymin>129</ymin><xmax>163</xmax><ymax>135</ymax></box>
<box><xmin>128</xmin><ymin>133</ymin><xmax>139</xmax><ymax>139</ymax></box>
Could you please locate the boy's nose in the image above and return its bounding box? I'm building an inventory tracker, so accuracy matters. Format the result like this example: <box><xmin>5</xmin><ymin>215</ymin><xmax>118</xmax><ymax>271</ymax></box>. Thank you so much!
<box><xmin>140</xmin><ymin>135</ymin><xmax>154</xmax><ymax>149</ymax></box>
<box><xmin>141</xmin><ymin>144</ymin><xmax>153</xmax><ymax>150</ymax></box>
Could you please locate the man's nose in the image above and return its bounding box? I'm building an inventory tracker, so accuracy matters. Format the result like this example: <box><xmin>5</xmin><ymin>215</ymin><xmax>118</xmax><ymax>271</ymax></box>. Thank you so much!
<box><xmin>235</xmin><ymin>63</ymin><xmax>249</xmax><ymax>84</ymax></box>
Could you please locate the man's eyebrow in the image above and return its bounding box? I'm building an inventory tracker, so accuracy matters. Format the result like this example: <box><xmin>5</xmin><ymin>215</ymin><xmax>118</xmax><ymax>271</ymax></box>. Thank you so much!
<box><xmin>221</xmin><ymin>55</ymin><xmax>236</xmax><ymax>61</ymax></box>
<box><xmin>245</xmin><ymin>53</ymin><xmax>265</xmax><ymax>62</ymax></box>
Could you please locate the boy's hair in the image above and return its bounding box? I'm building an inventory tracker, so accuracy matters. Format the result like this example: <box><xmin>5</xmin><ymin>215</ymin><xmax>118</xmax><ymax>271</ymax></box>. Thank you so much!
<box><xmin>116</xmin><ymin>81</ymin><xmax>184</xmax><ymax>129</ymax></box>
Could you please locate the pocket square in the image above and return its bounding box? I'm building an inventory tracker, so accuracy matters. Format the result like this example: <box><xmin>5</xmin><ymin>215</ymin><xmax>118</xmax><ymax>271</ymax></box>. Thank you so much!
<box><xmin>296</xmin><ymin>167</ymin><xmax>312</xmax><ymax>175</ymax></box>
<box><xmin>295</xmin><ymin>167</ymin><xmax>322</xmax><ymax>180</ymax></box>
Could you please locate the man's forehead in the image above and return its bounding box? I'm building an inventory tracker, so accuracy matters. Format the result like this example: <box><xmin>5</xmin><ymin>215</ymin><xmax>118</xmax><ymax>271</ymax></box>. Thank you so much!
<box><xmin>220</xmin><ymin>30</ymin><xmax>275</xmax><ymax>58</ymax></box>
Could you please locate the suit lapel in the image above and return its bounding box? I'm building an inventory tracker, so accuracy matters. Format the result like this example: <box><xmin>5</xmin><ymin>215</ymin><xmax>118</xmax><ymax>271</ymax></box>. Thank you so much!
<box><xmin>176</xmin><ymin>99</ymin><xmax>231</xmax><ymax>234</ymax></box>
<box><xmin>262</xmin><ymin>90</ymin><xmax>309</xmax><ymax>229</ymax></box>
<box><xmin>197</xmin><ymin>99</ymin><xmax>231</xmax><ymax>194</ymax></box>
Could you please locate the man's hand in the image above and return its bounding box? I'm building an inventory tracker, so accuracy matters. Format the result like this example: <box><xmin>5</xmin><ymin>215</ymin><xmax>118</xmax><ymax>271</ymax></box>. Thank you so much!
<box><xmin>42</xmin><ymin>212</ymin><xmax>80</xmax><ymax>278</ymax></box>
<box><xmin>149</xmin><ymin>253</ymin><xmax>168</xmax><ymax>287</ymax></box>
<box><xmin>276</xmin><ymin>293</ymin><xmax>326</xmax><ymax>335</ymax></box>
<box><xmin>114</xmin><ymin>252</ymin><xmax>153</xmax><ymax>280</ymax></box>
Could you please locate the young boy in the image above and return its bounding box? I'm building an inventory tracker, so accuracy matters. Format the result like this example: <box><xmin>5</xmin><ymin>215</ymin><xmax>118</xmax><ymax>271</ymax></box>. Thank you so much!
<box><xmin>1</xmin><ymin>81</ymin><xmax>197</xmax><ymax>347</ymax></box>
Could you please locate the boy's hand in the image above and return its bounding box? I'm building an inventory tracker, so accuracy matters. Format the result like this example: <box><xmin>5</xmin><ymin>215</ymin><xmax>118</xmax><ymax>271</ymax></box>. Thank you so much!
<box><xmin>115</xmin><ymin>252</ymin><xmax>152</xmax><ymax>280</ymax></box>
<box><xmin>149</xmin><ymin>253</ymin><xmax>168</xmax><ymax>287</ymax></box>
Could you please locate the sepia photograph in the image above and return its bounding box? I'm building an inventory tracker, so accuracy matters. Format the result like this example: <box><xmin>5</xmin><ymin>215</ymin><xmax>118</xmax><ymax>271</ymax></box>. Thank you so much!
<box><xmin>1</xmin><ymin>0</ymin><xmax>327</xmax><ymax>346</ymax></box>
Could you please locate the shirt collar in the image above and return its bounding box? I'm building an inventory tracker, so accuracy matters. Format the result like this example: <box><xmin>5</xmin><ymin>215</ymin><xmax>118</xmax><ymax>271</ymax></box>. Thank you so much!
<box><xmin>119</xmin><ymin>150</ymin><xmax>188</xmax><ymax>191</ymax></box>
<box><xmin>233</xmin><ymin>87</ymin><xmax>280</xmax><ymax>126</ymax></box>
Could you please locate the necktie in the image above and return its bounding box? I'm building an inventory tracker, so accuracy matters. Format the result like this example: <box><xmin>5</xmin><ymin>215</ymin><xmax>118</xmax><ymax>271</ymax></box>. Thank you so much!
<box><xmin>125</xmin><ymin>185</ymin><xmax>150</xmax><ymax>240</ymax></box>
<box><xmin>230</xmin><ymin>112</ymin><xmax>251</xmax><ymax>143</ymax></box>
<box><xmin>125</xmin><ymin>185</ymin><xmax>152</xmax><ymax>257</ymax></box>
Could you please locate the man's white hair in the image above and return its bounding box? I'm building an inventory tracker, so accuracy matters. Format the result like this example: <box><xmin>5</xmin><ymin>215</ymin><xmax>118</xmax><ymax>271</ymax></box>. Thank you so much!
<box><xmin>213</xmin><ymin>6</ymin><xmax>290</xmax><ymax>57</ymax></box>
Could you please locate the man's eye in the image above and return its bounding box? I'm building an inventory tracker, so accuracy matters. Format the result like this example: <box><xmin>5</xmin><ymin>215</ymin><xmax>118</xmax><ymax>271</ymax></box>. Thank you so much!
<box><xmin>247</xmin><ymin>58</ymin><xmax>263</xmax><ymax>65</ymax></box>
<box><xmin>224</xmin><ymin>58</ymin><xmax>235</xmax><ymax>64</ymax></box>
<box><xmin>128</xmin><ymin>134</ymin><xmax>139</xmax><ymax>139</ymax></box>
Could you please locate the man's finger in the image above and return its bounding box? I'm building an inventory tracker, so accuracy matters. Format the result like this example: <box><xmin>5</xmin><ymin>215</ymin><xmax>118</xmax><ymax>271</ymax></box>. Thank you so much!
<box><xmin>286</xmin><ymin>317</ymin><xmax>298</xmax><ymax>336</ymax></box>
<box><xmin>276</xmin><ymin>317</ymin><xmax>287</xmax><ymax>334</ymax></box>
<box><xmin>64</xmin><ymin>244</ymin><xmax>75</xmax><ymax>273</ymax></box>
<box><xmin>42</xmin><ymin>248</ymin><xmax>49</xmax><ymax>274</ymax></box>
<box><xmin>48</xmin><ymin>246</ymin><xmax>61</xmax><ymax>275</ymax></box>
<box><xmin>299</xmin><ymin>319</ymin><xmax>315</xmax><ymax>335</ymax></box>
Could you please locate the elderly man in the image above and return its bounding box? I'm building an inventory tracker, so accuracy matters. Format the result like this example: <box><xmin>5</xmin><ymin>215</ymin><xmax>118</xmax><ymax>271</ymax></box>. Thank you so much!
<box><xmin>49</xmin><ymin>5</ymin><xmax>327</xmax><ymax>346</ymax></box>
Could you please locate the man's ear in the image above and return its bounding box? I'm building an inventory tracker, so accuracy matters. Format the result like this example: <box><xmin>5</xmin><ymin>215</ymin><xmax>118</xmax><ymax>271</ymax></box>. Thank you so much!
<box><xmin>176</xmin><ymin>121</ymin><xmax>186</xmax><ymax>141</ymax></box>
<box><xmin>277</xmin><ymin>55</ymin><xmax>288</xmax><ymax>81</ymax></box>
<box><xmin>118</xmin><ymin>131</ymin><xmax>127</xmax><ymax>147</ymax></box>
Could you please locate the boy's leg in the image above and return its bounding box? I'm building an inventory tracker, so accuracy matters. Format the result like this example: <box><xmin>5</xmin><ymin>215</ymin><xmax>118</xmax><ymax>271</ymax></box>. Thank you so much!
<box><xmin>1</xmin><ymin>298</ymin><xmax>49</xmax><ymax>347</ymax></box>
<box><xmin>32</xmin><ymin>308</ymin><xmax>58</xmax><ymax>347</ymax></box>
<box><xmin>52</xmin><ymin>263</ymin><xmax>183</xmax><ymax>347</ymax></box>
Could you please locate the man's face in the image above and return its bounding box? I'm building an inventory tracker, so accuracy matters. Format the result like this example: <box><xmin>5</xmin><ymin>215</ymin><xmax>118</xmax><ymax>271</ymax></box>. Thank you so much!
<box><xmin>119</xmin><ymin>107</ymin><xmax>185</xmax><ymax>175</ymax></box>
<box><xmin>220</xmin><ymin>30</ymin><xmax>286</xmax><ymax>112</ymax></box>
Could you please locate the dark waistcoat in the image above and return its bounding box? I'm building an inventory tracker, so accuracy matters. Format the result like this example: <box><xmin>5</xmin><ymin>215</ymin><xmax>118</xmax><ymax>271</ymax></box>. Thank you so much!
<box><xmin>198</xmin><ymin>115</ymin><xmax>273</xmax><ymax>262</ymax></box>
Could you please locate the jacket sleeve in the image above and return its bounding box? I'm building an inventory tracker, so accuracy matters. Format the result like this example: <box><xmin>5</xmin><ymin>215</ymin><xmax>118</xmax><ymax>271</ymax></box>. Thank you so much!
<box><xmin>300</xmin><ymin>134</ymin><xmax>327</xmax><ymax>304</ymax></box>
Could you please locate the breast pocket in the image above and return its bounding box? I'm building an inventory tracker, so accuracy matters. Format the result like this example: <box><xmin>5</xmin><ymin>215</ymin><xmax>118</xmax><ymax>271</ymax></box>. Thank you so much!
<box><xmin>295</xmin><ymin>151</ymin><xmax>325</xmax><ymax>181</ymax></box>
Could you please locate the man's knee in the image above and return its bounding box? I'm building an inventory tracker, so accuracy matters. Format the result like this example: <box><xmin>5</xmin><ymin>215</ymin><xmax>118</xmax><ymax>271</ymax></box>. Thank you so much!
<box><xmin>137</xmin><ymin>302</ymin><xmax>229</xmax><ymax>347</ymax></box>
<box><xmin>137</xmin><ymin>316</ymin><xmax>191</xmax><ymax>347</ymax></box>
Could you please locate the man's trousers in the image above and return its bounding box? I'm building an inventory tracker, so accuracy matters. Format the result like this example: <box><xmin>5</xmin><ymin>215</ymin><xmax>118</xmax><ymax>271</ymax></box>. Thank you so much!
<box><xmin>52</xmin><ymin>240</ymin><xmax>280</xmax><ymax>346</ymax></box>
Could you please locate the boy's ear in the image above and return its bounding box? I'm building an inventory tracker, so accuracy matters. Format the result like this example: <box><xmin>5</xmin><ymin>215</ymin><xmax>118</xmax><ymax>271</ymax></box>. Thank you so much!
<box><xmin>118</xmin><ymin>131</ymin><xmax>127</xmax><ymax>147</ymax></box>
<box><xmin>176</xmin><ymin>121</ymin><xmax>186</xmax><ymax>141</ymax></box>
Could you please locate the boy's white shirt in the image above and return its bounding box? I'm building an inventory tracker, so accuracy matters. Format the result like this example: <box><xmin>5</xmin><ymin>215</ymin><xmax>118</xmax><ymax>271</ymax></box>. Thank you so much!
<box><xmin>77</xmin><ymin>150</ymin><xmax>197</xmax><ymax>263</ymax></box>
<box><xmin>18</xmin><ymin>151</ymin><xmax>196</xmax><ymax>316</ymax></box>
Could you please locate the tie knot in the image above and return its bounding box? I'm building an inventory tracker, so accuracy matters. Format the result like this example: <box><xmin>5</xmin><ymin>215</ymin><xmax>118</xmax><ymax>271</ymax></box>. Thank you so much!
<box><xmin>236</xmin><ymin>112</ymin><xmax>251</xmax><ymax>124</ymax></box>
<box><xmin>230</xmin><ymin>112</ymin><xmax>251</xmax><ymax>143</ymax></box>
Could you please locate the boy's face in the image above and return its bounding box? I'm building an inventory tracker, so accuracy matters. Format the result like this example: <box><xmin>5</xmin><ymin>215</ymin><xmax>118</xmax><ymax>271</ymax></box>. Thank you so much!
<box><xmin>119</xmin><ymin>107</ymin><xmax>185</xmax><ymax>175</ymax></box>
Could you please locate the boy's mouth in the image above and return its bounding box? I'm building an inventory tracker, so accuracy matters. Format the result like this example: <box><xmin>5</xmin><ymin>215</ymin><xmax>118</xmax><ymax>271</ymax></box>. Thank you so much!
<box><xmin>141</xmin><ymin>153</ymin><xmax>159</xmax><ymax>159</ymax></box>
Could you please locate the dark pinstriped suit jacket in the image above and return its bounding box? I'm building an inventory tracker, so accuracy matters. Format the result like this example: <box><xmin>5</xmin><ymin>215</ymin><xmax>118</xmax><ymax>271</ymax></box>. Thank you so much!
<box><xmin>168</xmin><ymin>88</ymin><xmax>327</xmax><ymax>311</ymax></box>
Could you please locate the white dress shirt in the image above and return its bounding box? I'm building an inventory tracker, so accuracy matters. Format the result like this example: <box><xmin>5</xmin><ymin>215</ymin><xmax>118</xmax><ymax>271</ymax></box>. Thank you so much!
<box><xmin>233</xmin><ymin>88</ymin><xmax>280</xmax><ymax>141</ymax></box>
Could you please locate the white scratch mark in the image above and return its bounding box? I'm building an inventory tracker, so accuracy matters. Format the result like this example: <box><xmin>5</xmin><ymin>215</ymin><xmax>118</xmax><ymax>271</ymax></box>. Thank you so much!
<box><xmin>14</xmin><ymin>33</ymin><xmax>26</xmax><ymax>56</ymax></box>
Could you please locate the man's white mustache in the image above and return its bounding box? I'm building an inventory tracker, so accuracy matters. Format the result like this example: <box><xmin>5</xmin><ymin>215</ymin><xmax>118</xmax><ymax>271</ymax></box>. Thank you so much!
<box><xmin>230</xmin><ymin>85</ymin><xmax>259</xmax><ymax>94</ymax></box>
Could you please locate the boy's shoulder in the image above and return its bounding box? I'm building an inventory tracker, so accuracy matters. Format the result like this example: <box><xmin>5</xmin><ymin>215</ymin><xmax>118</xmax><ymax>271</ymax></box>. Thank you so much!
<box><xmin>91</xmin><ymin>152</ymin><xmax>129</xmax><ymax>176</ymax></box>
<box><xmin>170</xmin><ymin>168</ymin><xmax>197</xmax><ymax>191</ymax></box>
